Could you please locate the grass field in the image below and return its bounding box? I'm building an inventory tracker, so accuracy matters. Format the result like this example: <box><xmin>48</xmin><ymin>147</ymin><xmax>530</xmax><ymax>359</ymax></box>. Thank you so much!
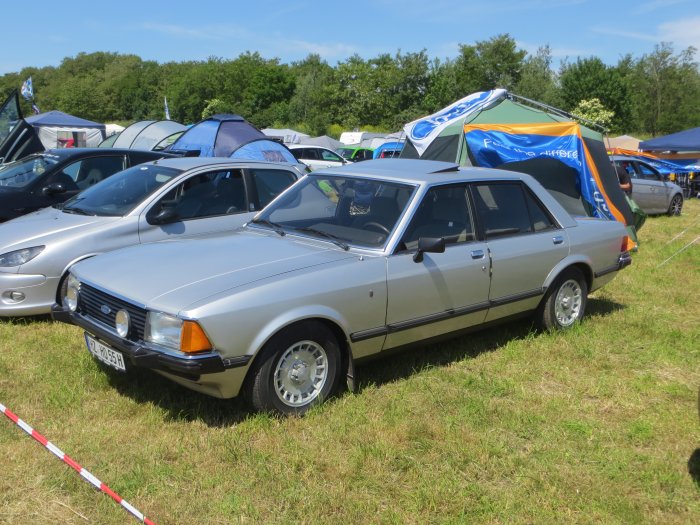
<box><xmin>1</xmin><ymin>200</ymin><xmax>699</xmax><ymax>525</ymax></box>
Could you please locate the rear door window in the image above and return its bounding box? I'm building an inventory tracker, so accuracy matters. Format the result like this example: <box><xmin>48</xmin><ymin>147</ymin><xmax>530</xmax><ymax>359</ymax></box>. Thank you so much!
<box><xmin>471</xmin><ymin>182</ymin><xmax>533</xmax><ymax>239</ymax></box>
<box><xmin>249</xmin><ymin>168</ymin><xmax>297</xmax><ymax>209</ymax></box>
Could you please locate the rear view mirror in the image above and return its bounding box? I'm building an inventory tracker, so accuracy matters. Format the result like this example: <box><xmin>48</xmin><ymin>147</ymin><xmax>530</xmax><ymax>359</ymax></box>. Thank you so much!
<box><xmin>42</xmin><ymin>182</ymin><xmax>66</xmax><ymax>195</ymax></box>
<box><xmin>148</xmin><ymin>207</ymin><xmax>179</xmax><ymax>225</ymax></box>
<box><xmin>413</xmin><ymin>236</ymin><xmax>446</xmax><ymax>263</ymax></box>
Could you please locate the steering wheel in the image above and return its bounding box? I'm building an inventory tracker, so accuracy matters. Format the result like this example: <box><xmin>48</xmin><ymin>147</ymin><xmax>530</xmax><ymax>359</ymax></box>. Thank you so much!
<box><xmin>363</xmin><ymin>221</ymin><xmax>390</xmax><ymax>235</ymax></box>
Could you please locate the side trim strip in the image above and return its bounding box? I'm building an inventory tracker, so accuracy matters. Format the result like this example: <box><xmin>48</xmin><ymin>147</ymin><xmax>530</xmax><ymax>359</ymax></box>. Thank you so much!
<box><xmin>349</xmin><ymin>289</ymin><xmax>543</xmax><ymax>343</ymax></box>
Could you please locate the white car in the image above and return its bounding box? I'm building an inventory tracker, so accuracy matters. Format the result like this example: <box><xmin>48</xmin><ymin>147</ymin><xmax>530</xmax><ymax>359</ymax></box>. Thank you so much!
<box><xmin>288</xmin><ymin>145</ymin><xmax>348</xmax><ymax>171</ymax></box>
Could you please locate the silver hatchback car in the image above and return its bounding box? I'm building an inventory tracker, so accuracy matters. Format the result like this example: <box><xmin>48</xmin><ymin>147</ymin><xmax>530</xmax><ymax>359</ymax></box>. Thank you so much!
<box><xmin>0</xmin><ymin>157</ymin><xmax>301</xmax><ymax>316</ymax></box>
<box><xmin>611</xmin><ymin>155</ymin><xmax>684</xmax><ymax>215</ymax></box>
<box><xmin>55</xmin><ymin>159</ymin><xmax>632</xmax><ymax>415</ymax></box>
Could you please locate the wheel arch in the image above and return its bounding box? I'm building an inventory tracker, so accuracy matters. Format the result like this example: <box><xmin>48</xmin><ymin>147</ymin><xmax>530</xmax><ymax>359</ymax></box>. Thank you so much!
<box><xmin>543</xmin><ymin>257</ymin><xmax>593</xmax><ymax>293</ymax></box>
<box><xmin>241</xmin><ymin>314</ymin><xmax>353</xmax><ymax>393</ymax></box>
<box><xmin>55</xmin><ymin>253</ymin><xmax>101</xmax><ymax>303</ymax></box>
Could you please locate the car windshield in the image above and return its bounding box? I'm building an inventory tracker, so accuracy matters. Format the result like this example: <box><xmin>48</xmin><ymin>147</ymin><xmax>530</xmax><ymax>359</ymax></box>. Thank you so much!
<box><xmin>61</xmin><ymin>164</ymin><xmax>182</xmax><ymax>217</ymax></box>
<box><xmin>0</xmin><ymin>154</ymin><xmax>59</xmax><ymax>188</ymax></box>
<box><xmin>253</xmin><ymin>175</ymin><xmax>416</xmax><ymax>249</ymax></box>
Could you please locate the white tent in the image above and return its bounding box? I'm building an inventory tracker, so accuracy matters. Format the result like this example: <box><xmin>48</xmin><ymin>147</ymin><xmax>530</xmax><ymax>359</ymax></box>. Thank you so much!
<box><xmin>25</xmin><ymin>110</ymin><xmax>106</xmax><ymax>149</ymax></box>
<box><xmin>262</xmin><ymin>128</ymin><xmax>310</xmax><ymax>144</ymax></box>
<box><xmin>105</xmin><ymin>123</ymin><xmax>125</xmax><ymax>137</ymax></box>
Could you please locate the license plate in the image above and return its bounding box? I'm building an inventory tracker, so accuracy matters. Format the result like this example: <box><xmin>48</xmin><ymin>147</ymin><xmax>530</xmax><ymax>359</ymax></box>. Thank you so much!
<box><xmin>85</xmin><ymin>333</ymin><xmax>126</xmax><ymax>372</ymax></box>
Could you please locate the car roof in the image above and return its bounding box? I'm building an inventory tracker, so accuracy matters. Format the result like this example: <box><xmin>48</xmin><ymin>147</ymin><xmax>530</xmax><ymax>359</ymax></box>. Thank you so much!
<box><xmin>309</xmin><ymin>158</ymin><xmax>530</xmax><ymax>185</ymax></box>
<box><xmin>140</xmin><ymin>156</ymin><xmax>303</xmax><ymax>171</ymax></box>
<box><xmin>41</xmin><ymin>148</ymin><xmax>171</xmax><ymax>159</ymax></box>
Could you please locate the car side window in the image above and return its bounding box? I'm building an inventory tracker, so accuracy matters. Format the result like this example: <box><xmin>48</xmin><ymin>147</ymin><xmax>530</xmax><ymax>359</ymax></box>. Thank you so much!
<box><xmin>523</xmin><ymin>189</ymin><xmax>557</xmax><ymax>232</ymax></box>
<box><xmin>250</xmin><ymin>168</ymin><xmax>296</xmax><ymax>209</ymax></box>
<box><xmin>75</xmin><ymin>156</ymin><xmax>125</xmax><ymax>190</ymax></box>
<box><xmin>401</xmin><ymin>184</ymin><xmax>474</xmax><ymax>250</ymax></box>
<box><xmin>150</xmin><ymin>170</ymin><xmax>246</xmax><ymax>221</ymax></box>
<box><xmin>320</xmin><ymin>149</ymin><xmax>342</xmax><ymax>162</ymax></box>
<box><xmin>638</xmin><ymin>163</ymin><xmax>660</xmax><ymax>180</ymax></box>
<box><xmin>471</xmin><ymin>182</ymin><xmax>532</xmax><ymax>239</ymax></box>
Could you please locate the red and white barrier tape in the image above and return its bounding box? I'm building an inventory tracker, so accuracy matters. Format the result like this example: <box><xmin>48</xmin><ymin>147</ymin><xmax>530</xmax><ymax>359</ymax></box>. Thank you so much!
<box><xmin>1</xmin><ymin>401</ymin><xmax>156</xmax><ymax>525</ymax></box>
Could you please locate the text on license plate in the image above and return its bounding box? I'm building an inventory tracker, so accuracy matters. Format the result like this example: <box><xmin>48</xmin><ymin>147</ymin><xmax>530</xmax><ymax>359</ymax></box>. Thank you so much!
<box><xmin>85</xmin><ymin>333</ymin><xmax>126</xmax><ymax>372</ymax></box>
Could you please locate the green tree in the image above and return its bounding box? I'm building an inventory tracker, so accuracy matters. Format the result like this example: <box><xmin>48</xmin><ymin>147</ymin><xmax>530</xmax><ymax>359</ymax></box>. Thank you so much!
<box><xmin>629</xmin><ymin>43</ymin><xmax>700</xmax><ymax>135</ymax></box>
<box><xmin>572</xmin><ymin>98</ymin><xmax>615</xmax><ymax>130</ymax></box>
<box><xmin>559</xmin><ymin>57</ymin><xmax>630</xmax><ymax>132</ymax></box>
<box><xmin>455</xmin><ymin>34</ymin><xmax>527</xmax><ymax>93</ymax></box>
<box><xmin>515</xmin><ymin>45</ymin><xmax>563</xmax><ymax>107</ymax></box>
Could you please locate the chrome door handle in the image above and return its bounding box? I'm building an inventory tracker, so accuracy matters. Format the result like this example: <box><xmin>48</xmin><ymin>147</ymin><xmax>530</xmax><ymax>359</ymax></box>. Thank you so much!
<box><xmin>470</xmin><ymin>249</ymin><xmax>485</xmax><ymax>259</ymax></box>
<box><xmin>552</xmin><ymin>236</ymin><xmax>564</xmax><ymax>245</ymax></box>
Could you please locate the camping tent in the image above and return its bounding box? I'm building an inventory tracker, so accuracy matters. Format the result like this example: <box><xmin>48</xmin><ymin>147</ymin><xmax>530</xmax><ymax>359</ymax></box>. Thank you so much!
<box><xmin>262</xmin><ymin>128</ymin><xmax>310</xmax><ymax>144</ymax></box>
<box><xmin>25</xmin><ymin>110</ymin><xmax>105</xmax><ymax>149</ymax></box>
<box><xmin>166</xmin><ymin>114</ymin><xmax>298</xmax><ymax>163</ymax></box>
<box><xmin>112</xmin><ymin>120</ymin><xmax>186</xmax><ymax>151</ymax></box>
<box><xmin>639</xmin><ymin>127</ymin><xmax>700</xmax><ymax>152</ymax></box>
<box><xmin>606</xmin><ymin>134</ymin><xmax>641</xmax><ymax>151</ymax></box>
<box><xmin>299</xmin><ymin>135</ymin><xmax>343</xmax><ymax>150</ymax></box>
<box><xmin>401</xmin><ymin>90</ymin><xmax>635</xmax><ymax>247</ymax></box>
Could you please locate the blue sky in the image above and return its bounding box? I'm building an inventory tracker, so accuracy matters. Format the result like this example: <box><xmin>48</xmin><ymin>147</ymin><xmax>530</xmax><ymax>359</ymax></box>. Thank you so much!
<box><xmin>2</xmin><ymin>0</ymin><xmax>699</xmax><ymax>75</ymax></box>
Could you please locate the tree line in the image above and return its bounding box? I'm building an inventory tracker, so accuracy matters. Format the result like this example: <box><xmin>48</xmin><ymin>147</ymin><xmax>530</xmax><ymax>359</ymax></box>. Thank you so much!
<box><xmin>1</xmin><ymin>34</ymin><xmax>698</xmax><ymax>138</ymax></box>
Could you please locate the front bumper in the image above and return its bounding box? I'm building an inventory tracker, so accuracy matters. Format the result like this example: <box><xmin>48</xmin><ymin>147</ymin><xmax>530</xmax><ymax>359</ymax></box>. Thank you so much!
<box><xmin>0</xmin><ymin>272</ymin><xmax>58</xmax><ymax>316</ymax></box>
<box><xmin>52</xmin><ymin>304</ymin><xmax>251</xmax><ymax>380</ymax></box>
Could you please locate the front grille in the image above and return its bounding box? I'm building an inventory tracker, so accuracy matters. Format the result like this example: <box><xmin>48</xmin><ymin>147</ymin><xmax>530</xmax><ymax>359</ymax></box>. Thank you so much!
<box><xmin>78</xmin><ymin>283</ymin><xmax>147</xmax><ymax>341</ymax></box>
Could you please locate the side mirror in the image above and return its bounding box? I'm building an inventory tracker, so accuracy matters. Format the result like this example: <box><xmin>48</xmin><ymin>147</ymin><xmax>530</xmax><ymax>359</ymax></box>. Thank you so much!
<box><xmin>148</xmin><ymin>207</ymin><xmax>179</xmax><ymax>225</ymax></box>
<box><xmin>413</xmin><ymin>236</ymin><xmax>445</xmax><ymax>263</ymax></box>
<box><xmin>42</xmin><ymin>182</ymin><xmax>66</xmax><ymax>195</ymax></box>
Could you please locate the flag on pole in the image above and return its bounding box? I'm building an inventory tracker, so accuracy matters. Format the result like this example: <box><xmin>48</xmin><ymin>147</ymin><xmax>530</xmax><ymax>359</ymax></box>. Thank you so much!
<box><xmin>21</xmin><ymin>77</ymin><xmax>34</xmax><ymax>101</ymax></box>
<box><xmin>164</xmin><ymin>96</ymin><xmax>171</xmax><ymax>120</ymax></box>
<box><xmin>31</xmin><ymin>103</ymin><xmax>41</xmax><ymax>115</ymax></box>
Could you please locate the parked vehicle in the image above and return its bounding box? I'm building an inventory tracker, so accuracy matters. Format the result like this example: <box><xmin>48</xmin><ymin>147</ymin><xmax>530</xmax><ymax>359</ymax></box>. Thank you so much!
<box><xmin>0</xmin><ymin>157</ymin><xmax>302</xmax><ymax>316</ymax></box>
<box><xmin>54</xmin><ymin>159</ymin><xmax>631</xmax><ymax>415</ymax></box>
<box><xmin>0</xmin><ymin>148</ymin><xmax>173</xmax><ymax>222</ymax></box>
<box><xmin>610</xmin><ymin>155</ymin><xmax>684</xmax><ymax>215</ymax></box>
<box><xmin>288</xmin><ymin>145</ymin><xmax>348</xmax><ymax>170</ymax></box>
<box><xmin>337</xmin><ymin>147</ymin><xmax>374</xmax><ymax>162</ymax></box>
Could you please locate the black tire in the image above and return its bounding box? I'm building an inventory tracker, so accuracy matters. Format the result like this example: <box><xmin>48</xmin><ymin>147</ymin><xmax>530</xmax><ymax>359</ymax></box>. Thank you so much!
<box><xmin>536</xmin><ymin>268</ymin><xmax>588</xmax><ymax>331</ymax></box>
<box><xmin>667</xmin><ymin>194</ymin><xmax>683</xmax><ymax>216</ymax></box>
<box><xmin>245</xmin><ymin>321</ymin><xmax>341</xmax><ymax>415</ymax></box>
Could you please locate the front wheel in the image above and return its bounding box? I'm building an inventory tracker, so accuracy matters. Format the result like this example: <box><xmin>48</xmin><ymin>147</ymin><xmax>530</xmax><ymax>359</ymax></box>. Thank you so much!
<box><xmin>245</xmin><ymin>321</ymin><xmax>341</xmax><ymax>415</ymax></box>
<box><xmin>667</xmin><ymin>194</ymin><xmax>683</xmax><ymax>216</ymax></box>
<box><xmin>536</xmin><ymin>268</ymin><xmax>588</xmax><ymax>331</ymax></box>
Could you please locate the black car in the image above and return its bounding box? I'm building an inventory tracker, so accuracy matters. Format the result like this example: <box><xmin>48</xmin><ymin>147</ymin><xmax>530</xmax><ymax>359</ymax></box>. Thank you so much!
<box><xmin>0</xmin><ymin>148</ymin><xmax>173</xmax><ymax>222</ymax></box>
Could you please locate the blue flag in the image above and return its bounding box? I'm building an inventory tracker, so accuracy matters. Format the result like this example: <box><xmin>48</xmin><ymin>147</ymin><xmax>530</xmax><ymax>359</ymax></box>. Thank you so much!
<box><xmin>21</xmin><ymin>77</ymin><xmax>34</xmax><ymax>100</ymax></box>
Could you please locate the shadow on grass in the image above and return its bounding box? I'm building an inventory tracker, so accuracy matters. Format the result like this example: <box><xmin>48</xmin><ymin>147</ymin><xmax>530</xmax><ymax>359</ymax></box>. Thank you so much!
<box><xmin>102</xmin><ymin>366</ymin><xmax>253</xmax><ymax>427</ymax></box>
<box><xmin>92</xmin><ymin>298</ymin><xmax>625</xmax><ymax>427</ymax></box>
<box><xmin>586</xmin><ymin>296</ymin><xmax>625</xmax><ymax>317</ymax></box>
<box><xmin>0</xmin><ymin>314</ymin><xmax>53</xmax><ymax>325</ymax></box>
<box><xmin>689</xmin><ymin>449</ymin><xmax>700</xmax><ymax>487</ymax></box>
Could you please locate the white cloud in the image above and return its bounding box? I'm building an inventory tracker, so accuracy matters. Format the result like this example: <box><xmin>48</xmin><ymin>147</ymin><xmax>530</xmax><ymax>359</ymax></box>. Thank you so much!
<box><xmin>658</xmin><ymin>16</ymin><xmax>700</xmax><ymax>50</ymax></box>
<box><xmin>637</xmin><ymin>0</ymin><xmax>688</xmax><ymax>14</ymax></box>
<box><xmin>141</xmin><ymin>23</ymin><xmax>250</xmax><ymax>41</ymax></box>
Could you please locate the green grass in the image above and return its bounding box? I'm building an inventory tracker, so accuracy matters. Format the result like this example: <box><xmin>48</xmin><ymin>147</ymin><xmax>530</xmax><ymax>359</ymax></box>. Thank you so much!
<box><xmin>1</xmin><ymin>201</ymin><xmax>699</xmax><ymax>524</ymax></box>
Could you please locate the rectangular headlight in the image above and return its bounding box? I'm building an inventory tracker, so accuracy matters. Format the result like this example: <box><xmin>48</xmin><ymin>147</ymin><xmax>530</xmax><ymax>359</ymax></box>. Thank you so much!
<box><xmin>145</xmin><ymin>311</ymin><xmax>182</xmax><ymax>350</ymax></box>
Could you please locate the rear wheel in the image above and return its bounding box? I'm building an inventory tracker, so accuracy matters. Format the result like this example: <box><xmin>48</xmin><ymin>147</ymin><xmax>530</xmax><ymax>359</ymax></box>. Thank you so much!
<box><xmin>245</xmin><ymin>321</ymin><xmax>341</xmax><ymax>415</ymax></box>
<box><xmin>667</xmin><ymin>194</ymin><xmax>683</xmax><ymax>216</ymax></box>
<box><xmin>537</xmin><ymin>268</ymin><xmax>588</xmax><ymax>331</ymax></box>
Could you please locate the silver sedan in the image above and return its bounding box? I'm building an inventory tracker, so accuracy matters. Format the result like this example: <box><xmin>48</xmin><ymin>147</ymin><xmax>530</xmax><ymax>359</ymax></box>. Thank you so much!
<box><xmin>0</xmin><ymin>157</ymin><xmax>301</xmax><ymax>316</ymax></box>
<box><xmin>56</xmin><ymin>159</ymin><xmax>632</xmax><ymax>415</ymax></box>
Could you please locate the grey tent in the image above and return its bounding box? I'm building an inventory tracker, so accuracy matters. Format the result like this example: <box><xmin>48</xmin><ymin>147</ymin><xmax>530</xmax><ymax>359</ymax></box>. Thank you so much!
<box><xmin>25</xmin><ymin>110</ymin><xmax>105</xmax><ymax>149</ymax></box>
<box><xmin>112</xmin><ymin>120</ymin><xmax>186</xmax><ymax>150</ymax></box>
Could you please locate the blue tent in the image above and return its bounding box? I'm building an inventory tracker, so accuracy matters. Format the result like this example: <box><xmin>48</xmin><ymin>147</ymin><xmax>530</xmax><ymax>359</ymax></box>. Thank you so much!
<box><xmin>639</xmin><ymin>127</ymin><xmax>700</xmax><ymax>152</ymax></box>
<box><xmin>167</xmin><ymin>114</ymin><xmax>297</xmax><ymax>163</ymax></box>
<box><xmin>26</xmin><ymin>110</ymin><xmax>105</xmax><ymax>129</ymax></box>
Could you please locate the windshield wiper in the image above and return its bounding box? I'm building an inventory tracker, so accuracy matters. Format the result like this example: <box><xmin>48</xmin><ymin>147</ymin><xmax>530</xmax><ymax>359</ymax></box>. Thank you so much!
<box><xmin>250</xmin><ymin>218</ymin><xmax>285</xmax><ymax>236</ymax></box>
<box><xmin>62</xmin><ymin>206</ymin><xmax>93</xmax><ymax>216</ymax></box>
<box><xmin>294</xmin><ymin>226</ymin><xmax>349</xmax><ymax>251</ymax></box>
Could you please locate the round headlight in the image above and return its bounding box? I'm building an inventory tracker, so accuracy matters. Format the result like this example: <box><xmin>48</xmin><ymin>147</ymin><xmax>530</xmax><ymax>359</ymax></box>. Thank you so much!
<box><xmin>115</xmin><ymin>309</ymin><xmax>130</xmax><ymax>338</ymax></box>
<box><xmin>65</xmin><ymin>275</ymin><xmax>80</xmax><ymax>312</ymax></box>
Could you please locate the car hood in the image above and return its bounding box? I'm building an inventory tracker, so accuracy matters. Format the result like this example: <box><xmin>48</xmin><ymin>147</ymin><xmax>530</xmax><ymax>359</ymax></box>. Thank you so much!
<box><xmin>0</xmin><ymin>206</ymin><xmax>116</xmax><ymax>252</ymax></box>
<box><xmin>73</xmin><ymin>230</ymin><xmax>358</xmax><ymax>313</ymax></box>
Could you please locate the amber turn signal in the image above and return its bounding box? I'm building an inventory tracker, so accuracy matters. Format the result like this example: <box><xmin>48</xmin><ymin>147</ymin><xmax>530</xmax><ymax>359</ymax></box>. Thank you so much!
<box><xmin>180</xmin><ymin>320</ymin><xmax>212</xmax><ymax>353</ymax></box>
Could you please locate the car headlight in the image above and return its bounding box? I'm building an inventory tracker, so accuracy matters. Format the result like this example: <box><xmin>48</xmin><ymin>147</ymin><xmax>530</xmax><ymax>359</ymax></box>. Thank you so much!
<box><xmin>0</xmin><ymin>246</ymin><xmax>45</xmax><ymax>267</ymax></box>
<box><xmin>145</xmin><ymin>312</ymin><xmax>212</xmax><ymax>353</ymax></box>
<box><xmin>64</xmin><ymin>273</ymin><xmax>80</xmax><ymax>312</ymax></box>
